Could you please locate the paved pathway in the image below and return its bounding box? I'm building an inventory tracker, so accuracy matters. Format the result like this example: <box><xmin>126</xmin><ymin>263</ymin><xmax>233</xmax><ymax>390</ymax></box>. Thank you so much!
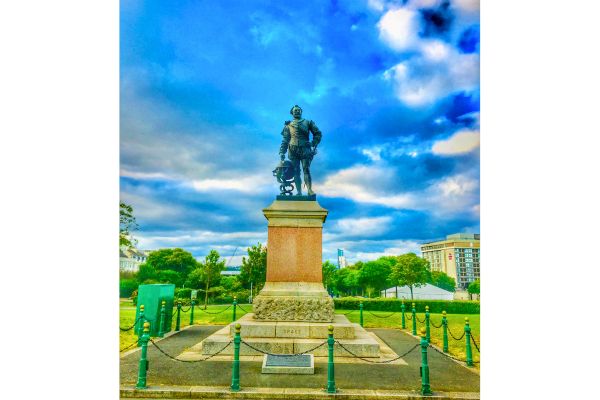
<box><xmin>120</xmin><ymin>325</ymin><xmax>479</xmax><ymax>392</ymax></box>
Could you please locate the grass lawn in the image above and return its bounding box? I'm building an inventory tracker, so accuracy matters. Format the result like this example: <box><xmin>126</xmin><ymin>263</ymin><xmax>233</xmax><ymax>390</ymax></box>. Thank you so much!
<box><xmin>119</xmin><ymin>299</ymin><xmax>480</xmax><ymax>368</ymax></box>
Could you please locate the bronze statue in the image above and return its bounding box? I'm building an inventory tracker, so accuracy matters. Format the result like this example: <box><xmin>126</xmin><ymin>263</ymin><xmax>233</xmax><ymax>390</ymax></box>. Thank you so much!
<box><xmin>277</xmin><ymin>105</ymin><xmax>322</xmax><ymax>196</ymax></box>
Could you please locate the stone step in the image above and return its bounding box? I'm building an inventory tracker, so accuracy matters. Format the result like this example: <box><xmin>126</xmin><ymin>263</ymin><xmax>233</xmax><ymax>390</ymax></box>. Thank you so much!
<box><xmin>230</xmin><ymin>313</ymin><xmax>356</xmax><ymax>339</ymax></box>
<box><xmin>199</xmin><ymin>326</ymin><xmax>380</xmax><ymax>358</ymax></box>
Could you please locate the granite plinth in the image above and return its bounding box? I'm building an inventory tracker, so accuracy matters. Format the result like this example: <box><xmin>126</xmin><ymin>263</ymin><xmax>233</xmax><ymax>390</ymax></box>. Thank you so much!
<box><xmin>229</xmin><ymin>313</ymin><xmax>355</xmax><ymax>339</ymax></box>
<box><xmin>197</xmin><ymin>314</ymin><xmax>380</xmax><ymax>358</ymax></box>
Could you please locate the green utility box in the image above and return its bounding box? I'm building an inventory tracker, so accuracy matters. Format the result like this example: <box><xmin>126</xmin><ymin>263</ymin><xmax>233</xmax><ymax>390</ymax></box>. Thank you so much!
<box><xmin>135</xmin><ymin>284</ymin><xmax>175</xmax><ymax>337</ymax></box>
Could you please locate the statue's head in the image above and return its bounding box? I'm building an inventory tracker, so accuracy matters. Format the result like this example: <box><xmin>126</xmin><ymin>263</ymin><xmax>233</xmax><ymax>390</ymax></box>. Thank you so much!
<box><xmin>290</xmin><ymin>105</ymin><xmax>303</xmax><ymax>118</ymax></box>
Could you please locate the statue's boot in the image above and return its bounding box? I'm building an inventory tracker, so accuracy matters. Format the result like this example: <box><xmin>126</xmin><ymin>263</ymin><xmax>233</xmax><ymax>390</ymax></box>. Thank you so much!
<box><xmin>294</xmin><ymin>175</ymin><xmax>303</xmax><ymax>196</ymax></box>
<box><xmin>305</xmin><ymin>175</ymin><xmax>315</xmax><ymax>196</ymax></box>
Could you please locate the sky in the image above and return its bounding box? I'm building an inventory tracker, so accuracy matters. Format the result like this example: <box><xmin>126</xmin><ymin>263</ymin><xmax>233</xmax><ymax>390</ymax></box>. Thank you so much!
<box><xmin>120</xmin><ymin>0</ymin><xmax>480</xmax><ymax>265</ymax></box>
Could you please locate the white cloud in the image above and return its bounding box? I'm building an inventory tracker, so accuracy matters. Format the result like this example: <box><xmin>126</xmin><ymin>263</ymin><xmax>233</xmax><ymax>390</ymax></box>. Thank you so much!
<box><xmin>377</xmin><ymin>7</ymin><xmax>420</xmax><ymax>51</ymax></box>
<box><xmin>383</xmin><ymin>51</ymin><xmax>479</xmax><ymax>107</ymax></box>
<box><xmin>352</xmin><ymin>240</ymin><xmax>422</xmax><ymax>262</ymax></box>
<box><xmin>367</xmin><ymin>0</ymin><xmax>386</xmax><ymax>12</ymax></box>
<box><xmin>333</xmin><ymin>216</ymin><xmax>393</xmax><ymax>236</ymax></box>
<box><xmin>317</xmin><ymin>164</ymin><xmax>415</xmax><ymax>208</ymax></box>
<box><xmin>432</xmin><ymin>129</ymin><xmax>480</xmax><ymax>155</ymax></box>
<box><xmin>453</xmin><ymin>0</ymin><xmax>480</xmax><ymax>13</ymax></box>
<box><xmin>420</xmin><ymin>40</ymin><xmax>451</xmax><ymax>61</ymax></box>
<box><xmin>190</xmin><ymin>174</ymin><xmax>272</xmax><ymax>194</ymax></box>
<box><xmin>137</xmin><ymin>230</ymin><xmax>266</xmax><ymax>251</ymax></box>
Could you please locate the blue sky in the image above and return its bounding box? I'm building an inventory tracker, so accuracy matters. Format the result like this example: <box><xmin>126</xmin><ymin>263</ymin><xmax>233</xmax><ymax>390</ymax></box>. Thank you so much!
<box><xmin>120</xmin><ymin>0</ymin><xmax>480</xmax><ymax>265</ymax></box>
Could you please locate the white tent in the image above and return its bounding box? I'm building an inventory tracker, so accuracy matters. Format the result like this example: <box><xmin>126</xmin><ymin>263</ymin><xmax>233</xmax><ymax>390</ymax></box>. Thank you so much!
<box><xmin>380</xmin><ymin>284</ymin><xmax>454</xmax><ymax>301</ymax></box>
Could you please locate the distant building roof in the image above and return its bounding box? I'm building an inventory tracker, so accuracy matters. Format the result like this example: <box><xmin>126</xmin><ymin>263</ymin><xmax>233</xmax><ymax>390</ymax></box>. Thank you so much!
<box><xmin>381</xmin><ymin>284</ymin><xmax>454</xmax><ymax>300</ymax></box>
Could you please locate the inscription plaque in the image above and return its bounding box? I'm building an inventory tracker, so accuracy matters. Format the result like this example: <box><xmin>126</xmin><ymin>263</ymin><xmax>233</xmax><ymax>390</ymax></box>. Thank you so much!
<box><xmin>265</xmin><ymin>354</ymin><xmax>311</xmax><ymax>367</ymax></box>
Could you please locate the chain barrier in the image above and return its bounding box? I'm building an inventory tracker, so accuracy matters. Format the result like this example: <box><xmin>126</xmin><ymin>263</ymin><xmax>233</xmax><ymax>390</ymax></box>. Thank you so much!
<box><xmin>447</xmin><ymin>326</ymin><xmax>465</xmax><ymax>341</ymax></box>
<box><xmin>236</xmin><ymin>304</ymin><xmax>252</xmax><ymax>313</ymax></box>
<box><xmin>339</xmin><ymin>309</ymin><xmax>356</xmax><ymax>315</ymax></box>
<box><xmin>335</xmin><ymin>341</ymin><xmax>420</xmax><ymax>364</ymax></box>
<box><xmin>241</xmin><ymin>339</ymin><xmax>327</xmax><ymax>357</ymax></box>
<box><xmin>119</xmin><ymin>315</ymin><xmax>143</xmax><ymax>332</ymax></box>
<box><xmin>179</xmin><ymin>306</ymin><xmax>191</xmax><ymax>313</ymax></box>
<box><xmin>365</xmin><ymin>310</ymin><xmax>396</xmax><ymax>318</ymax></box>
<box><xmin>430</xmin><ymin>319</ymin><xmax>443</xmax><ymax>329</ymax></box>
<box><xmin>149</xmin><ymin>338</ymin><xmax>232</xmax><ymax>362</ymax></box>
<box><xmin>427</xmin><ymin>344</ymin><xmax>479</xmax><ymax>365</ymax></box>
<box><xmin>470</xmin><ymin>335</ymin><xmax>480</xmax><ymax>353</ymax></box>
<box><xmin>416</xmin><ymin>315</ymin><xmax>426</xmax><ymax>324</ymax></box>
<box><xmin>120</xmin><ymin>340</ymin><xmax>140</xmax><ymax>353</ymax></box>
<box><xmin>405</xmin><ymin>313</ymin><xmax>412</xmax><ymax>320</ymax></box>
<box><xmin>197</xmin><ymin>304</ymin><xmax>233</xmax><ymax>315</ymax></box>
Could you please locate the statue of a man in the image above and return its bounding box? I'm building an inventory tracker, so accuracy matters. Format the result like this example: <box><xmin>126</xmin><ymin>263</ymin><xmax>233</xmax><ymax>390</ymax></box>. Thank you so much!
<box><xmin>278</xmin><ymin>105</ymin><xmax>322</xmax><ymax>196</ymax></box>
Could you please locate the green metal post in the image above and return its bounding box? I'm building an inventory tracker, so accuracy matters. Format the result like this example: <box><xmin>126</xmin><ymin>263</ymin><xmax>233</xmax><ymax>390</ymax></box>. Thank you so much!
<box><xmin>412</xmin><ymin>303</ymin><xmax>417</xmax><ymax>335</ymax></box>
<box><xmin>190</xmin><ymin>300</ymin><xmax>195</xmax><ymax>325</ymax></box>
<box><xmin>442</xmin><ymin>311</ymin><xmax>448</xmax><ymax>353</ymax></box>
<box><xmin>465</xmin><ymin>317</ymin><xmax>473</xmax><ymax>367</ymax></box>
<box><xmin>425</xmin><ymin>305</ymin><xmax>430</xmax><ymax>342</ymax></box>
<box><xmin>420</xmin><ymin>328</ymin><xmax>432</xmax><ymax>396</ymax></box>
<box><xmin>359</xmin><ymin>302</ymin><xmax>364</xmax><ymax>327</ymax></box>
<box><xmin>137</xmin><ymin>304</ymin><xmax>145</xmax><ymax>347</ymax></box>
<box><xmin>326</xmin><ymin>325</ymin><xmax>336</xmax><ymax>394</ymax></box>
<box><xmin>232</xmin><ymin>296</ymin><xmax>237</xmax><ymax>322</ymax></box>
<box><xmin>401</xmin><ymin>301</ymin><xmax>406</xmax><ymax>329</ymax></box>
<box><xmin>230</xmin><ymin>323</ymin><xmax>241</xmax><ymax>392</ymax></box>
<box><xmin>158</xmin><ymin>300</ymin><xmax>166</xmax><ymax>337</ymax></box>
<box><xmin>175</xmin><ymin>301</ymin><xmax>181</xmax><ymax>331</ymax></box>
<box><xmin>136</xmin><ymin>322</ymin><xmax>150</xmax><ymax>389</ymax></box>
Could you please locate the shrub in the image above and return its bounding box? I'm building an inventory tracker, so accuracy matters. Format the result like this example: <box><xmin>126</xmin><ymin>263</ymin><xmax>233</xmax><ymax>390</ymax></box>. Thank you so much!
<box><xmin>120</xmin><ymin>279</ymin><xmax>138</xmax><ymax>298</ymax></box>
<box><xmin>333</xmin><ymin>297</ymin><xmax>480</xmax><ymax>314</ymax></box>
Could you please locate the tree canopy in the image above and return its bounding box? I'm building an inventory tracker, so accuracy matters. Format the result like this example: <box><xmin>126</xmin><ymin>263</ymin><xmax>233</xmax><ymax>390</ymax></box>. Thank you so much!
<box><xmin>322</xmin><ymin>260</ymin><xmax>337</xmax><ymax>292</ymax></box>
<box><xmin>467</xmin><ymin>279</ymin><xmax>480</xmax><ymax>295</ymax></box>
<box><xmin>429</xmin><ymin>271</ymin><xmax>456</xmax><ymax>292</ymax></box>
<box><xmin>239</xmin><ymin>243</ymin><xmax>267</xmax><ymax>296</ymax></box>
<box><xmin>119</xmin><ymin>202</ymin><xmax>138</xmax><ymax>248</ymax></box>
<box><xmin>390</xmin><ymin>253</ymin><xmax>431</xmax><ymax>300</ymax></box>
<box><xmin>358</xmin><ymin>258</ymin><xmax>392</xmax><ymax>297</ymax></box>
<box><xmin>198</xmin><ymin>250</ymin><xmax>226</xmax><ymax>309</ymax></box>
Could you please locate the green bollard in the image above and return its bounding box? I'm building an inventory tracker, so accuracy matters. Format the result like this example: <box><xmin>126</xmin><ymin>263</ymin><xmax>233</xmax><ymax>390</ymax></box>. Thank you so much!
<box><xmin>230</xmin><ymin>323</ymin><xmax>241</xmax><ymax>392</ymax></box>
<box><xmin>175</xmin><ymin>301</ymin><xmax>181</xmax><ymax>331</ymax></box>
<box><xmin>401</xmin><ymin>301</ymin><xmax>406</xmax><ymax>329</ymax></box>
<box><xmin>420</xmin><ymin>328</ymin><xmax>433</xmax><ymax>396</ymax></box>
<box><xmin>359</xmin><ymin>302</ymin><xmax>364</xmax><ymax>327</ymax></box>
<box><xmin>137</xmin><ymin>304</ymin><xmax>145</xmax><ymax>347</ymax></box>
<box><xmin>465</xmin><ymin>317</ymin><xmax>473</xmax><ymax>367</ymax></box>
<box><xmin>158</xmin><ymin>300</ymin><xmax>166</xmax><ymax>337</ymax></box>
<box><xmin>232</xmin><ymin>296</ymin><xmax>237</xmax><ymax>322</ymax></box>
<box><xmin>442</xmin><ymin>311</ymin><xmax>448</xmax><ymax>353</ymax></box>
<box><xmin>190</xmin><ymin>300</ymin><xmax>195</xmax><ymax>326</ymax></box>
<box><xmin>412</xmin><ymin>303</ymin><xmax>417</xmax><ymax>336</ymax></box>
<box><xmin>136</xmin><ymin>322</ymin><xmax>150</xmax><ymax>389</ymax></box>
<box><xmin>425</xmin><ymin>305</ymin><xmax>430</xmax><ymax>342</ymax></box>
<box><xmin>326</xmin><ymin>325</ymin><xmax>337</xmax><ymax>394</ymax></box>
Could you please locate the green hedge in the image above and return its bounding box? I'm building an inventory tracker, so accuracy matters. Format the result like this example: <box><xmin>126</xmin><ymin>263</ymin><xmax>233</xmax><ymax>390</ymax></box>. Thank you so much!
<box><xmin>333</xmin><ymin>297</ymin><xmax>480</xmax><ymax>314</ymax></box>
<box><xmin>119</xmin><ymin>279</ymin><xmax>138</xmax><ymax>298</ymax></box>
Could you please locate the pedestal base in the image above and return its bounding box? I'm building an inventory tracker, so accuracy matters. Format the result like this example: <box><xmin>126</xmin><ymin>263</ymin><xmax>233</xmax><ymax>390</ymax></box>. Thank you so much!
<box><xmin>252</xmin><ymin>282</ymin><xmax>335</xmax><ymax>322</ymax></box>
<box><xmin>194</xmin><ymin>313</ymin><xmax>381</xmax><ymax>358</ymax></box>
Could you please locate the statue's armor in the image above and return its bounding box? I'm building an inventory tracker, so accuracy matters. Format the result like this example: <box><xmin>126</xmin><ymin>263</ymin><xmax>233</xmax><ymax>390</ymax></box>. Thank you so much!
<box><xmin>279</xmin><ymin>118</ymin><xmax>322</xmax><ymax>160</ymax></box>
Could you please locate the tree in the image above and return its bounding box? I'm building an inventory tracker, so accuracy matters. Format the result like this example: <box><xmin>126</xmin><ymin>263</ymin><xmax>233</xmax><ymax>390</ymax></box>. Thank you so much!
<box><xmin>358</xmin><ymin>259</ymin><xmax>392</xmax><ymax>298</ymax></box>
<box><xmin>391</xmin><ymin>253</ymin><xmax>431</xmax><ymax>300</ymax></box>
<box><xmin>467</xmin><ymin>279</ymin><xmax>480</xmax><ymax>300</ymax></box>
<box><xmin>119</xmin><ymin>202</ymin><xmax>138</xmax><ymax>248</ymax></box>
<box><xmin>145</xmin><ymin>248</ymin><xmax>198</xmax><ymax>276</ymax></box>
<box><xmin>429</xmin><ymin>271</ymin><xmax>456</xmax><ymax>292</ymax></box>
<box><xmin>137</xmin><ymin>263</ymin><xmax>158</xmax><ymax>283</ymax></box>
<box><xmin>199</xmin><ymin>250</ymin><xmax>226</xmax><ymax>309</ymax></box>
<box><xmin>239</xmin><ymin>243</ymin><xmax>267</xmax><ymax>298</ymax></box>
<box><xmin>322</xmin><ymin>261</ymin><xmax>337</xmax><ymax>293</ymax></box>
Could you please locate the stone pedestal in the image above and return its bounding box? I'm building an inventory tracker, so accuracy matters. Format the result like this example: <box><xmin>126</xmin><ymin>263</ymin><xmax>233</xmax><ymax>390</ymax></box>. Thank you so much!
<box><xmin>252</xmin><ymin>199</ymin><xmax>334</xmax><ymax>322</ymax></box>
<box><xmin>182</xmin><ymin>197</ymin><xmax>382</xmax><ymax>362</ymax></box>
